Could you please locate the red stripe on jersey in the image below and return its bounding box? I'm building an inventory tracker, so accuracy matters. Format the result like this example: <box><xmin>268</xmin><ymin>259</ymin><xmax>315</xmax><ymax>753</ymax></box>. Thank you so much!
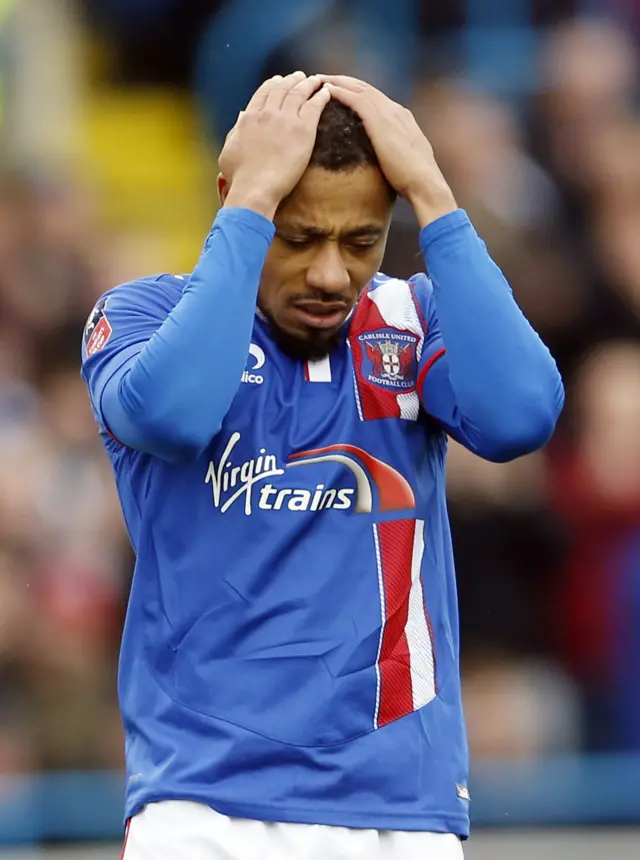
<box><xmin>349</xmin><ymin>293</ymin><xmax>402</xmax><ymax>420</ymax></box>
<box><xmin>417</xmin><ymin>347</ymin><xmax>446</xmax><ymax>395</ymax></box>
<box><xmin>107</xmin><ymin>428</ymin><xmax>127</xmax><ymax>447</ymax></box>
<box><xmin>352</xmin><ymin>288</ymin><xmax>387</xmax><ymax>330</ymax></box>
<box><xmin>376</xmin><ymin>518</ymin><xmax>417</xmax><ymax>727</ymax></box>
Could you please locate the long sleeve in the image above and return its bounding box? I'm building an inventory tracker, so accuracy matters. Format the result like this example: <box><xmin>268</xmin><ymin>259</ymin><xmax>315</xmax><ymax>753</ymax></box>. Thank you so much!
<box><xmin>82</xmin><ymin>207</ymin><xmax>275</xmax><ymax>462</ymax></box>
<box><xmin>416</xmin><ymin>209</ymin><xmax>564</xmax><ymax>462</ymax></box>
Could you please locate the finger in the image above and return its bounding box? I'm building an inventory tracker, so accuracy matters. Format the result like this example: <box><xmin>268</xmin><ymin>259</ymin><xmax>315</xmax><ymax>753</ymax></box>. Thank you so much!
<box><xmin>326</xmin><ymin>79</ymin><xmax>389</xmax><ymax>111</ymax></box>
<box><xmin>246</xmin><ymin>75</ymin><xmax>283</xmax><ymax>111</ymax></box>
<box><xmin>317</xmin><ymin>74</ymin><xmax>371</xmax><ymax>93</ymax></box>
<box><xmin>324</xmin><ymin>83</ymin><xmax>375</xmax><ymax>117</ymax></box>
<box><xmin>282</xmin><ymin>74</ymin><xmax>323</xmax><ymax>112</ymax></box>
<box><xmin>265</xmin><ymin>70</ymin><xmax>307</xmax><ymax>110</ymax></box>
<box><xmin>321</xmin><ymin>75</ymin><xmax>398</xmax><ymax>115</ymax></box>
<box><xmin>299</xmin><ymin>83</ymin><xmax>331</xmax><ymax>122</ymax></box>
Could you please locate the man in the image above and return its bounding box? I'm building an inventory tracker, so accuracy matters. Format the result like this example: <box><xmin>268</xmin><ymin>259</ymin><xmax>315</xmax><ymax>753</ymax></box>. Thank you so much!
<box><xmin>81</xmin><ymin>72</ymin><xmax>564</xmax><ymax>859</ymax></box>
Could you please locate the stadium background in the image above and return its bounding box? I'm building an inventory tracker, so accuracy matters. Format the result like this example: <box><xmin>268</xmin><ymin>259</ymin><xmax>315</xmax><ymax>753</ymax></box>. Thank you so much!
<box><xmin>0</xmin><ymin>0</ymin><xmax>638</xmax><ymax>856</ymax></box>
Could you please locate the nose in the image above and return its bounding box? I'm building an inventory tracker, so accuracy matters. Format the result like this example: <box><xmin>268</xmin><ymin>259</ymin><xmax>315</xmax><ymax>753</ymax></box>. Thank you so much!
<box><xmin>305</xmin><ymin>242</ymin><xmax>351</xmax><ymax>295</ymax></box>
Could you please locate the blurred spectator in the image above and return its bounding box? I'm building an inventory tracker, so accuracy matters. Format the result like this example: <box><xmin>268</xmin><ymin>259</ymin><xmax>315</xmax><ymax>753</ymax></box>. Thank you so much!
<box><xmin>446</xmin><ymin>443</ymin><xmax>567</xmax><ymax>658</ymax></box>
<box><xmin>0</xmin><ymin>164</ymin><xmax>129</xmax><ymax>773</ymax></box>
<box><xmin>535</xmin><ymin>17</ymin><xmax>638</xmax><ymax>201</ymax></box>
<box><xmin>464</xmin><ymin>649</ymin><xmax>582</xmax><ymax>758</ymax></box>
<box><xmin>549</xmin><ymin>342</ymin><xmax>640</xmax><ymax>751</ymax></box>
<box><xmin>591</xmin><ymin>192</ymin><xmax>640</xmax><ymax>320</ymax></box>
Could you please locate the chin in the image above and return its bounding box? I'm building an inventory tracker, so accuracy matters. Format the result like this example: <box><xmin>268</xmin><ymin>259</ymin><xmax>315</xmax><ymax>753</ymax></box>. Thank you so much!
<box><xmin>268</xmin><ymin>319</ymin><xmax>342</xmax><ymax>362</ymax></box>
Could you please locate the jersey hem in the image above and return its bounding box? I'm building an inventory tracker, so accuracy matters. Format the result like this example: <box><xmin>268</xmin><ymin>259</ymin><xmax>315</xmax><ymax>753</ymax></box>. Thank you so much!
<box><xmin>125</xmin><ymin>791</ymin><xmax>470</xmax><ymax>838</ymax></box>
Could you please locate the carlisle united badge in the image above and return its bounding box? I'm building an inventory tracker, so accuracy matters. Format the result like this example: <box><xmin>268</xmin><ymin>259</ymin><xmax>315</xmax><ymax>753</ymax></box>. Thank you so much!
<box><xmin>358</xmin><ymin>329</ymin><xmax>418</xmax><ymax>391</ymax></box>
<box><xmin>84</xmin><ymin>297</ymin><xmax>112</xmax><ymax>357</ymax></box>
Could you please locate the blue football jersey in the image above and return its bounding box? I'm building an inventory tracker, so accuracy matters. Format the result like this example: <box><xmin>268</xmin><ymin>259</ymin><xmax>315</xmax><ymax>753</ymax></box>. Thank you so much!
<box><xmin>81</xmin><ymin>208</ymin><xmax>563</xmax><ymax>838</ymax></box>
<box><xmin>83</xmin><ymin>270</ymin><xmax>470</xmax><ymax>835</ymax></box>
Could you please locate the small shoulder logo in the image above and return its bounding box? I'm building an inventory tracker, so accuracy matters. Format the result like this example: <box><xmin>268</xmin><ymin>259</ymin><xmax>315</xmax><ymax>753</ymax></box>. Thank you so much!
<box><xmin>84</xmin><ymin>297</ymin><xmax>112</xmax><ymax>358</ymax></box>
<box><xmin>358</xmin><ymin>329</ymin><xmax>418</xmax><ymax>391</ymax></box>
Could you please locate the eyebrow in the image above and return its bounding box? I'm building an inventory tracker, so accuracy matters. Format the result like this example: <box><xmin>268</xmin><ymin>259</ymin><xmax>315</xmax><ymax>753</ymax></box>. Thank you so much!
<box><xmin>278</xmin><ymin>223</ymin><xmax>384</xmax><ymax>240</ymax></box>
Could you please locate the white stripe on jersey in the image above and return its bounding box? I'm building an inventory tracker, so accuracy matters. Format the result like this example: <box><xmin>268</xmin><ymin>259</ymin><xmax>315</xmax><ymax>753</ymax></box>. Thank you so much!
<box><xmin>306</xmin><ymin>355</ymin><xmax>332</xmax><ymax>382</ymax></box>
<box><xmin>406</xmin><ymin>520</ymin><xmax>436</xmax><ymax>710</ymax></box>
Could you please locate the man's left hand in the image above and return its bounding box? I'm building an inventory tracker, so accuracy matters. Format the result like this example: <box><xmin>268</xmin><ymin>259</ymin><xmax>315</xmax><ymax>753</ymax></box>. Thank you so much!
<box><xmin>320</xmin><ymin>75</ymin><xmax>458</xmax><ymax>228</ymax></box>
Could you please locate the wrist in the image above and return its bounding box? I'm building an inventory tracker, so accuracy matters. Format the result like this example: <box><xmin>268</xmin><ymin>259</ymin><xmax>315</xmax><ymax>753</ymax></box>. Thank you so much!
<box><xmin>406</xmin><ymin>173</ymin><xmax>458</xmax><ymax>230</ymax></box>
<box><xmin>223</xmin><ymin>184</ymin><xmax>280</xmax><ymax>221</ymax></box>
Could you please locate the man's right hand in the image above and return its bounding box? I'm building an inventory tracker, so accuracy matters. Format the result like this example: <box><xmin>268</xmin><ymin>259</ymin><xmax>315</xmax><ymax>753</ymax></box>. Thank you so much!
<box><xmin>219</xmin><ymin>72</ymin><xmax>330</xmax><ymax>220</ymax></box>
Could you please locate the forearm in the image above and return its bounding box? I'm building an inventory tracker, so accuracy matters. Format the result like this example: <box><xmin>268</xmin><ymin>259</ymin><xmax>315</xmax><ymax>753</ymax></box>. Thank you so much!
<box><xmin>103</xmin><ymin>208</ymin><xmax>274</xmax><ymax>459</ymax></box>
<box><xmin>407</xmin><ymin>170</ymin><xmax>458</xmax><ymax>229</ymax></box>
<box><xmin>421</xmin><ymin>210</ymin><xmax>564</xmax><ymax>460</ymax></box>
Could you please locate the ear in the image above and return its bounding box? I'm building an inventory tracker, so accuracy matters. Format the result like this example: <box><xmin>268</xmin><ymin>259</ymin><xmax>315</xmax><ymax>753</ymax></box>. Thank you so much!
<box><xmin>217</xmin><ymin>173</ymin><xmax>229</xmax><ymax>206</ymax></box>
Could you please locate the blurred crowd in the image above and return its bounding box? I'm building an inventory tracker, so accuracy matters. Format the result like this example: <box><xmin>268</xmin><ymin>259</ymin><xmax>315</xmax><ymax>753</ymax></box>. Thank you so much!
<box><xmin>420</xmin><ymin>17</ymin><xmax>640</xmax><ymax>758</ymax></box>
<box><xmin>0</xmin><ymin>1</ymin><xmax>638</xmax><ymax>778</ymax></box>
<box><xmin>0</xmin><ymin>169</ymin><xmax>131</xmax><ymax>774</ymax></box>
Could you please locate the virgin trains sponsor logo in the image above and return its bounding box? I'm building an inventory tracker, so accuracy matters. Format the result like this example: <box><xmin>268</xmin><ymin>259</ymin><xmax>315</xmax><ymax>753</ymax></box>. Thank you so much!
<box><xmin>205</xmin><ymin>432</ymin><xmax>415</xmax><ymax>516</ymax></box>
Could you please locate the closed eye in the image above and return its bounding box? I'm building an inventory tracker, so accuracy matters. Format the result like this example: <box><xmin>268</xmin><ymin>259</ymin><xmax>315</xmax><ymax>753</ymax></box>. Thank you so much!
<box><xmin>347</xmin><ymin>239</ymin><xmax>380</xmax><ymax>251</ymax></box>
<box><xmin>279</xmin><ymin>236</ymin><xmax>314</xmax><ymax>248</ymax></box>
<box><xmin>277</xmin><ymin>233</ymin><xmax>381</xmax><ymax>250</ymax></box>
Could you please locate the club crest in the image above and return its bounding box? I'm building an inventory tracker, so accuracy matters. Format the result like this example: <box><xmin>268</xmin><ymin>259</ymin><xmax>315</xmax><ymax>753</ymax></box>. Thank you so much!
<box><xmin>358</xmin><ymin>329</ymin><xmax>418</xmax><ymax>391</ymax></box>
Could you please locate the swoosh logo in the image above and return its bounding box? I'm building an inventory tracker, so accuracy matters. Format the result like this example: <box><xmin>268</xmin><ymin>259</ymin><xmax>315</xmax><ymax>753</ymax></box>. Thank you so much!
<box><xmin>249</xmin><ymin>343</ymin><xmax>265</xmax><ymax>370</ymax></box>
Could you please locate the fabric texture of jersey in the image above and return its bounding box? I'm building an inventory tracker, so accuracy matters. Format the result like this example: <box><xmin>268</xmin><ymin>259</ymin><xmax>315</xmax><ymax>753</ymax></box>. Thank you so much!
<box><xmin>81</xmin><ymin>208</ymin><xmax>564</xmax><ymax>840</ymax></box>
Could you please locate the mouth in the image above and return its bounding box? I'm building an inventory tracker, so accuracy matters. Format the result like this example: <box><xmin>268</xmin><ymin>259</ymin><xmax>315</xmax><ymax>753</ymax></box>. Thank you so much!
<box><xmin>289</xmin><ymin>301</ymin><xmax>351</xmax><ymax>331</ymax></box>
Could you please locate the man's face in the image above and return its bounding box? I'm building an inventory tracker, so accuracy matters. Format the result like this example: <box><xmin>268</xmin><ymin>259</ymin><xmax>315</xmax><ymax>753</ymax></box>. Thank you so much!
<box><xmin>258</xmin><ymin>166</ymin><xmax>394</xmax><ymax>360</ymax></box>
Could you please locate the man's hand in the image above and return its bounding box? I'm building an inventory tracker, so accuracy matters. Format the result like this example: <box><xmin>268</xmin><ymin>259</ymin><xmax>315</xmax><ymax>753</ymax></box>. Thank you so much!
<box><xmin>320</xmin><ymin>75</ymin><xmax>457</xmax><ymax>228</ymax></box>
<box><xmin>220</xmin><ymin>72</ymin><xmax>331</xmax><ymax>220</ymax></box>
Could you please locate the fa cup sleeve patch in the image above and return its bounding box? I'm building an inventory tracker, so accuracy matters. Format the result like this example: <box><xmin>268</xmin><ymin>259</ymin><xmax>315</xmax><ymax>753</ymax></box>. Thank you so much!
<box><xmin>84</xmin><ymin>297</ymin><xmax>112</xmax><ymax>357</ymax></box>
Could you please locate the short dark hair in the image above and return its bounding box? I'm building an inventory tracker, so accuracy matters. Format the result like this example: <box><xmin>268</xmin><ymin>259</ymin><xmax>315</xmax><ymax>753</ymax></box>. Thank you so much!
<box><xmin>310</xmin><ymin>99</ymin><xmax>380</xmax><ymax>171</ymax></box>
